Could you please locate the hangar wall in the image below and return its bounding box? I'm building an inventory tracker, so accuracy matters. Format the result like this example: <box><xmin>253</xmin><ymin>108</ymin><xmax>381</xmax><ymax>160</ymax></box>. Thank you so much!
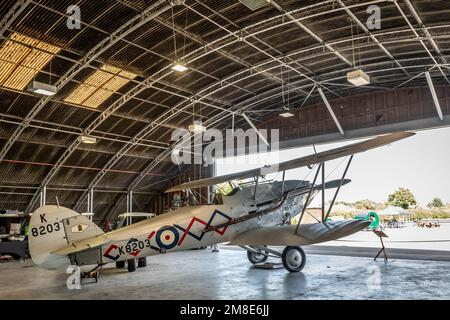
<box><xmin>261</xmin><ymin>85</ymin><xmax>450</xmax><ymax>148</ymax></box>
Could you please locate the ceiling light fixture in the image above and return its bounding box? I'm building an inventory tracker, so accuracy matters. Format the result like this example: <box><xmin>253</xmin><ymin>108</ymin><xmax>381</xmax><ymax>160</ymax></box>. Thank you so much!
<box><xmin>170</xmin><ymin>5</ymin><xmax>189</xmax><ymax>74</ymax></box>
<box><xmin>347</xmin><ymin>20</ymin><xmax>369</xmax><ymax>87</ymax></box>
<box><xmin>279</xmin><ymin>112</ymin><xmax>294</xmax><ymax>118</ymax></box>
<box><xmin>27</xmin><ymin>80</ymin><xmax>57</xmax><ymax>96</ymax></box>
<box><xmin>239</xmin><ymin>0</ymin><xmax>269</xmax><ymax>11</ymax></box>
<box><xmin>347</xmin><ymin>69</ymin><xmax>370</xmax><ymax>86</ymax></box>
<box><xmin>77</xmin><ymin>135</ymin><xmax>97</xmax><ymax>144</ymax></box>
<box><xmin>172</xmin><ymin>61</ymin><xmax>188</xmax><ymax>72</ymax></box>
<box><xmin>188</xmin><ymin>120</ymin><xmax>206</xmax><ymax>133</ymax></box>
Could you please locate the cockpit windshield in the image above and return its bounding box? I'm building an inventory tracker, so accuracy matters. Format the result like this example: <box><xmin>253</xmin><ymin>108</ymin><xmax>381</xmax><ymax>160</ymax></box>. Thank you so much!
<box><xmin>213</xmin><ymin>181</ymin><xmax>240</xmax><ymax>204</ymax></box>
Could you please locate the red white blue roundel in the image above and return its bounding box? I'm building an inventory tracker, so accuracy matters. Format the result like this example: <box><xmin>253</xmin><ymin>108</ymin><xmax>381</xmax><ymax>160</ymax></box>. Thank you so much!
<box><xmin>155</xmin><ymin>226</ymin><xmax>179</xmax><ymax>250</ymax></box>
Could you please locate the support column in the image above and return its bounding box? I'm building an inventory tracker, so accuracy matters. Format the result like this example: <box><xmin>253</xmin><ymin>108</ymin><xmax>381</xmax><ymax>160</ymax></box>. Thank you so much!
<box><xmin>321</xmin><ymin>162</ymin><xmax>325</xmax><ymax>222</ymax></box>
<box><xmin>126</xmin><ymin>191</ymin><xmax>133</xmax><ymax>225</ymax></box>
<box><xmin>39</xmin><ymin>186</ymin><xmax>47</xmax><ymax>207</ymax></box>
<box><xmin>127</xmin><ymin>191</ymin><xmax>133</xmax><ymax>212</ymax></box>
<box><xmin>87</xmin><ymin>188</ymin><xmax>94</xmax><ymax>220</ymax></box>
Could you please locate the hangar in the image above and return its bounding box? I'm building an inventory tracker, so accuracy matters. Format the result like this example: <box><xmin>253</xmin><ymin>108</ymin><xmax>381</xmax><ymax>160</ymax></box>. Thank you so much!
<box><xmin>0</xmin><ymin>0</ymin><xmax>450</xmax><ymax>300</ymax></box>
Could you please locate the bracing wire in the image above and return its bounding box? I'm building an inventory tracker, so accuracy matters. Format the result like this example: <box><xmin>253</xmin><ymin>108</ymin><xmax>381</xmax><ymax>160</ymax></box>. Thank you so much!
<box><xmin>172</xmin><ymin>7</ymin><xmax>177</xmax><ymax>60</ymax></box>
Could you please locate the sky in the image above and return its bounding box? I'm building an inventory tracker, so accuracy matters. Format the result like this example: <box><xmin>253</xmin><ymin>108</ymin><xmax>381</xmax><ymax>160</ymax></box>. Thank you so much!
<box><xmin>215</xmin><ymin>126</ymin><xmax>450</xmax><ymax>207</ymax></box>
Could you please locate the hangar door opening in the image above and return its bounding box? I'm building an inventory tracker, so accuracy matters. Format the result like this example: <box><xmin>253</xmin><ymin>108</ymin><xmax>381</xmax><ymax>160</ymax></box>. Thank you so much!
<box><xmin>215</xmin><ymin>127</ymin><xmax>450</xmax><ymax>252</ymax></box>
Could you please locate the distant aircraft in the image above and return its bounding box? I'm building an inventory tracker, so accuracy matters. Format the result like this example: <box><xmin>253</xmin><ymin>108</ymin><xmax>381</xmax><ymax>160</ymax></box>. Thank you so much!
<box><xmin>28</xmin><ymin>132</ymin><xmax>414</xmax><ymax>276</ymax></box>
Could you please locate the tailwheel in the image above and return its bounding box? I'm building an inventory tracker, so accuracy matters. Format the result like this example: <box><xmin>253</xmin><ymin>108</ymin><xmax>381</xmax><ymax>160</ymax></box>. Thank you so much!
<box><xmin>247</xmin><ymin>246</ymin><xmax>269</xmax><ymax>264</ymax></box>
<box><xmin>281</xmin><ymin>246</ymin><xmax>306</xmax><ymax>272</ymax></box>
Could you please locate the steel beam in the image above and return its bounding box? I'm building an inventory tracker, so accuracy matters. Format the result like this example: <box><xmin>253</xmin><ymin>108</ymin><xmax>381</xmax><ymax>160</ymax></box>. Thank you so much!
<box><xmin>241</xmin><ymin>113</ymin><xmax>270</xmax><ymax>146</ymax></box>
<box><xmin>394</xmin><ymin>0</ymin><xmax>450</xmax><ymax>84</ymax></box>
<box><xmin>403</xmin><ymin>0</ymin><xmax>448</xmax><ymax>65</ymax></box>
<box><xmin>21</xmin><ymin>1</ymin><xmax>450</xmax><ymax>210</ymax></box>
<box><xmin>335</xmin><ymin>0</ymin><xmax>410</xmax><ymax>77</ymax></box>
<box><xmin>129</xmin><ymin>61</ymin><xmax>446</xmax><ymax>193</ymax></box>
<box><xmin>317</xmin><ymin>87</ymin><xmax>345</xmax><ymax>135</ymax></box>
<box><xmin>184</xmin><ymin>3</ymin><xmax>314</xmax><ymax>95</ymax></box>
<box><xmin>425</xmin><ymin>71</ymin><xmax>444</xmax><ymax>120</ymax></box>
<box><xmin>270</xmin><ymin>0</ymin><xmax>352</xmax><ymax>67</ymax></box>
<box><xmin>23</xmin><ymin>2</ymin><xmax>175</xmax><ymax>212</ymax></box>
<box><xmin>1</xmin><ymin>0</ymin><xmax>172</xmax><ymax>165</ymax></box>
<box><xmin>0</xmin><ymin>0</ymin><xmax>31</xmax><ymax>37</ymax></box>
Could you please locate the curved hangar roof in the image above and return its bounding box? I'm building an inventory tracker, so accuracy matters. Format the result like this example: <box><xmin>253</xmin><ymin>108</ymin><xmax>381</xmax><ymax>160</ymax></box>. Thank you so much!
<box><xmin>0</xmin><ymin>0</ymin><xmax>449</xmax><ymax>221</ymax></box>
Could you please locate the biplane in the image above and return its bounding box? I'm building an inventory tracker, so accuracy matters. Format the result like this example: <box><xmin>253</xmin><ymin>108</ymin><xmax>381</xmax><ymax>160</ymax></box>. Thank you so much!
<box><xmin>28</xmin><ymin>131</ymin><xmax>414</xmax><ymax>275</ymax></box>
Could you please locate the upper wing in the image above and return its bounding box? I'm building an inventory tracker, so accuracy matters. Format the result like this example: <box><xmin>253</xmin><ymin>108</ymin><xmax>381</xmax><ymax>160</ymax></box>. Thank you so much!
<box><xmin>166</xmin><ymin>131</ymin><xmax>414</xmax><ymax>192</ymax></box>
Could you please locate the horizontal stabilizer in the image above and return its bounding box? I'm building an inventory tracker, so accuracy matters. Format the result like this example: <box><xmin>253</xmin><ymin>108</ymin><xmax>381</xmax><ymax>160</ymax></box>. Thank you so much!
<box><xmin>315</xmin><ymin>179</ymin><xmax>351</xmax><ymax>190</ymax></box>
<box><xmin>51</xmin><ymin>235</ymin><xmax>109</xmax><ymax>256</ymax></box>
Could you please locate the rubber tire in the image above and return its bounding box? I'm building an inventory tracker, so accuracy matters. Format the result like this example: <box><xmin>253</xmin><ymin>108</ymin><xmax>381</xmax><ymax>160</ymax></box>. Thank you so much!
<box><xmin>138</xmin><ymin>257</ymin><xmax>147</xmax><ymax>268</ymax></box>
<box><xmin>281</xmin><ymin>246</ymin><xmax>306</xmax><ymax>273</ymax></box>
<box><xmin>116</xmin><ymin>261</ymin><xmax>125</xmax><ymax>269</ymax></box>
<box><xmin>247</xmin><ymin>247</ymin><xmax>269</xmax><ymax>264</ymax></box>
<box><xmin>127</xmin><ymin>259</ymin><xmax>136</xmax><ymax>272</ymax></box>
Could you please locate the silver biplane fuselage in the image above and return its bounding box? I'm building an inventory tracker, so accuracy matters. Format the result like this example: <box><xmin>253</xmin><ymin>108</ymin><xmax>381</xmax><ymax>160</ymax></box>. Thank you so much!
<box><xmin>30</xmin><ymin>180</ymin><xmax>312</xmax><ymax>269</ymax></box>
<box><xmin>98</xmin><ymin>180</ymin><xmax>309</xmax><ymax>263</ymax></box>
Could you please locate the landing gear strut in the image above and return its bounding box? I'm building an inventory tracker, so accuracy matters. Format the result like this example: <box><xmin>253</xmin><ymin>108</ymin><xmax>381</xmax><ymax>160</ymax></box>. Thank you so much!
<box><xmin>247</xmin><ymin>246</ymin><xmax>269</xmax><ymax>264</ymax></box>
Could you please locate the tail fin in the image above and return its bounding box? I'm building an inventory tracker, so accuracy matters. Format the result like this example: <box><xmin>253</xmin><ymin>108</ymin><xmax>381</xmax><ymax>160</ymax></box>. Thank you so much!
<box><xmin>28</xmin><ymin>205</ymin><xmax>103</xmax><ymax>269</ymax></box>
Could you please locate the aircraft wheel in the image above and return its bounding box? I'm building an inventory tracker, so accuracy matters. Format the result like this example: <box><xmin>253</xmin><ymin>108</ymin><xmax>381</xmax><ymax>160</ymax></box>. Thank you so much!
<box><xmin>127</xmin><ymin>259</ymin><xmax>136</xmax><ymax>272</ymax></box>
<box><xmin>247</xmin><ymin>246</ymin><xmax>268</xmax><ymax>264</ymax></box>
<box><xmin>116</xmin><ymin>261</ymin><xmax>125</xmax><ymax>269</ymax></box>
<box><xmin>281</xmin><ymin>246</ymin><xmax>306</xmax><ymax>272</ymax></box>
<box><xmin>138</xmin><ymin>257</ymin><xmax>147</xmax><ymax>268</ymax></box>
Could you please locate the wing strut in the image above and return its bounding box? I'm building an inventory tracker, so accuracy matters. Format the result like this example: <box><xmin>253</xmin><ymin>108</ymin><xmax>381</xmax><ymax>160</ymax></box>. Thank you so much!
<box><xmin>295</xmin><ymin>164</ymin><xmax>322</xmax><ymax>234</ymax></box>
<box><xmin>324</xmin><ymin>155</ymin><xmax>354</xmax><ymax>221</ymax></box>
<box><xmin>253</xmin><ymin>176</ymin><xmax>259</xmax><ymax>201</ymax></box>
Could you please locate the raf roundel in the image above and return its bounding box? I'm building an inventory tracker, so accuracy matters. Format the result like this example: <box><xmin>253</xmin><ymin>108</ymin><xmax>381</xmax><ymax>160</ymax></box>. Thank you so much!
<box><xmin>155</xmin><ymin>226</ymin><xmax>180</xmax><ymax>250</ymax></box>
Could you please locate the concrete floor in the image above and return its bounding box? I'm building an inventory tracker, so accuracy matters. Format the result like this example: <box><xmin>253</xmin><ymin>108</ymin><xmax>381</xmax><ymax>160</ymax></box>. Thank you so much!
<box><xmin>1</xmin><ymin>247</ymin><xmax>450</xmax><ymax>300</ymax></box>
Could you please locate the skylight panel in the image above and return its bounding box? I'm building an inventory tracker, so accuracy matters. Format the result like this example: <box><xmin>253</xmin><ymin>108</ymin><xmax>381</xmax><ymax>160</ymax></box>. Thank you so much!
<box><xmin>0</xmin><ymin>33</ymin><xmax>60</xmax><ymax>91</ymax></box>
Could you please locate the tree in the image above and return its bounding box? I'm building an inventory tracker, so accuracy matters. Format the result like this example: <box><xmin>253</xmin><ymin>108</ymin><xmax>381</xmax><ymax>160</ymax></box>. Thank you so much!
<box><xmin>428</xmin><ymin>197</ymin><xmax>444</xmax><ymax>208</ymax></box>
<box><xmin>355</xmin><ymin>199</ymin><xmax>379</xmax><ymax>210</ymax></box>
<box><xmin>387</xmin><ymin>188</ymin><xmax>416</xmax><ymax>209</ymax></box>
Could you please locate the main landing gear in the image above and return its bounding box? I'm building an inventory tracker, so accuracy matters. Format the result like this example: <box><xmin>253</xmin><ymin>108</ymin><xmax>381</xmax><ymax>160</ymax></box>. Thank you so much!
<box><xmin>281</xmin><ymin>246</ymin><xmax>306</xmax><ymax>272</ymax></box>
<box><xmin>243</xmin><ymin>245</ymin><xmax>306</xmax><ymax>273</ymax></box>
<box><xmin>116</xmin><ymin>257</ymin><xmax>147</xmax><ymax>272</ymax></box>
